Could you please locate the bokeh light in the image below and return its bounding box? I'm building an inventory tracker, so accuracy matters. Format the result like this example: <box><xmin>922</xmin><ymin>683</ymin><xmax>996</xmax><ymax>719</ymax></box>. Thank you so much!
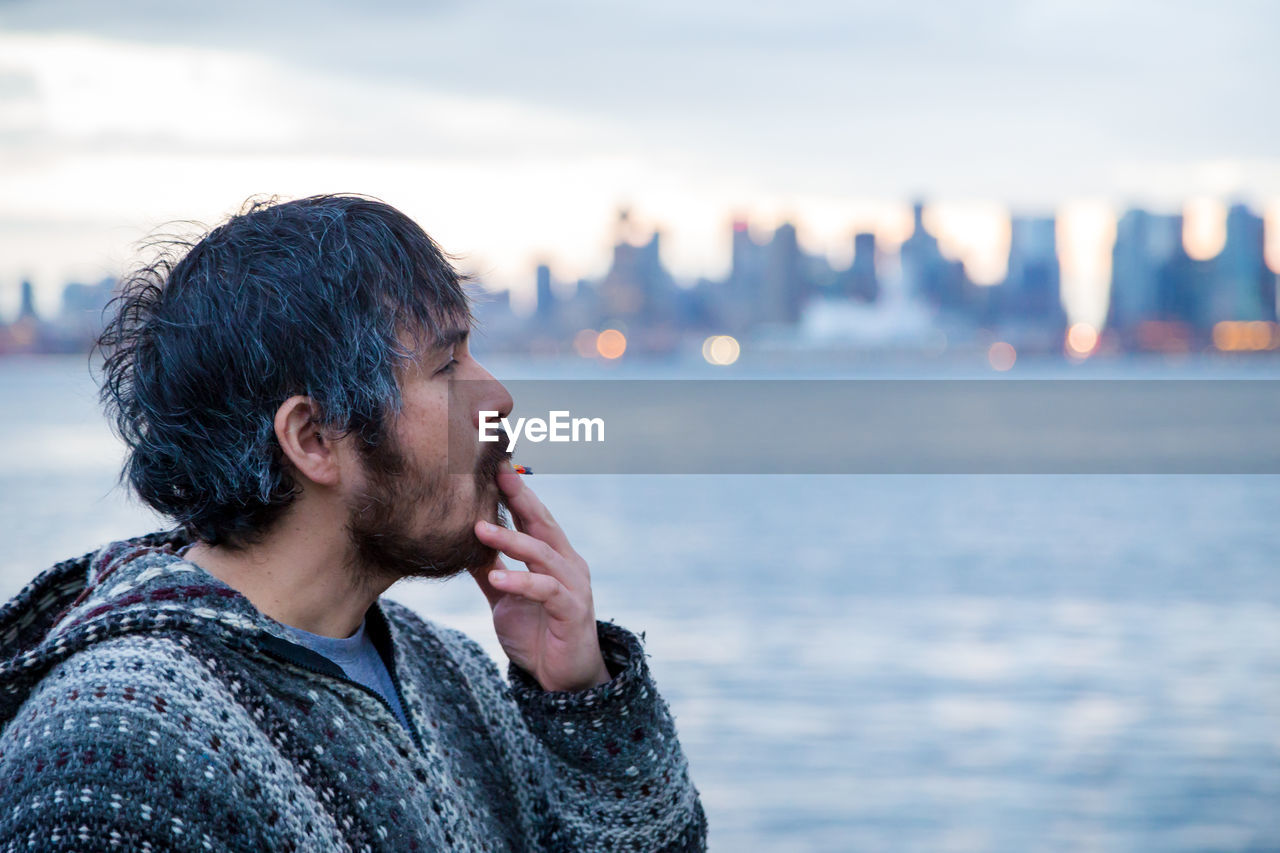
<box><xmin>701</xmin><ymin>335</ymin><xmax>740</xmax><ymax>366</ymax></box>
<box><xmin>573</xmin><ymin>328</ymin><xmax>599</xmax><ymax>358</ymax></box>
<box><xmin>1213</xmin><ymin>321</ymin><xmax>1280</xmax><ymax>352</ymax></box>
<box><xmin>988</xmin><ymin>341</ymin><xmax>1016</xmax><ymax>371</ymax></box>
<box><xmin>596</xmin><ymin>328</ymin><xmax>627</xmax><ymax>359</ymax></box>
<box><xmin>1066</xmin><ymin>322</ymin><xmax>1099</xmax><ymax>359</ymax></box>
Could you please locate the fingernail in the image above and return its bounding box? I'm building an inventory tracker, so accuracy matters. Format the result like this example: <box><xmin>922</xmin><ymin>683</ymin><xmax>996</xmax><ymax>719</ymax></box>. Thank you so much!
<box><xmin>488</xmin><ymin>570</ymin><xmax>505</xmax><ymax>584</ymax></box>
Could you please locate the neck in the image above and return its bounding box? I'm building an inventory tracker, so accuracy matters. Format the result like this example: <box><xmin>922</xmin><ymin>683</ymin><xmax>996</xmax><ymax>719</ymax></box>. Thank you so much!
<box><xmin>183</xmin><ymin>506</ymin><xmax>388</xmax><ymax>640</ymax></box>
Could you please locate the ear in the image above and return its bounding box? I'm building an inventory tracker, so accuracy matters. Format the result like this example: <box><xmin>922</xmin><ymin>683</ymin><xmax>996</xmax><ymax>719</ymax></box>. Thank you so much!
<box><xmin>273</xmin><ymin>396</ymin><xmax>348</xmax><ymax>488</ymax></box>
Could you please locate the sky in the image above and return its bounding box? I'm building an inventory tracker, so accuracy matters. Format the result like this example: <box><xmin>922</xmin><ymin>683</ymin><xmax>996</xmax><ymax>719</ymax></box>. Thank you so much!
<box><xmin>1</xmin><ymin>0</ymin><xmax>1278</xmax><ymax>324</ymax></box>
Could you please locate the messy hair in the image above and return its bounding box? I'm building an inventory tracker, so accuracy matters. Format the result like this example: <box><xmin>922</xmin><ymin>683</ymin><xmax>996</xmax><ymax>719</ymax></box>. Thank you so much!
<box><xmin>94</xmin><ymin>194</ymin><xmax>473</xmax><ymax>550</ymax></box>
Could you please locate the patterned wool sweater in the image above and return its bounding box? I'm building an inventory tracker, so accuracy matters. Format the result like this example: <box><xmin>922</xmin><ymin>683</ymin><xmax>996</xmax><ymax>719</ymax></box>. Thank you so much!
<box><xmin>0</xmin><ymin>529</ymin><xmax>707</xmax><ymax>852</ymax></box>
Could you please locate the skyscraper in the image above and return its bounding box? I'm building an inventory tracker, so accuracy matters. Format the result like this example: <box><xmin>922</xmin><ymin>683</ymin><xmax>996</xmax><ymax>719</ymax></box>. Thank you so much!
<box><xmin>535</xmin><ymin>264</ymin><xmax>555</xmax><ymax>320</ymax></box>
<box><xmin>1207</xmin><ymin>203</ymin><xmax>1276</xmax><ymax>324</ymax></box>
<box><xmin>837</xmin><ymin>232</ymin><xmax>879</xmax><ymax>303</ymax></box>
<box><xmin>723</xmin><ymin>219</ymin><xmax>764</xmax><ymax>332</ymax></box>
<box><xmin>760</xmin><ymin>222</ymin><xmax>808</xmax><ymax>326</ymax></box>
<box><xmin>1003</xmin><ymin>215</ymin><xmax>1066</xmax><ymax>331</ymax></box>
<box><xmin>1107</xmin><ymin>209</ymin><xmax>1184</xmax><ymax>334</ymax></box>
<box><xmin>597</xmin><ymin>210</ymin><xmax>677</xmax><ymax>326</ymax></box>
<box><xmin>18</xmin><ymin>280</ymin><xmax>38</xmax><ymax>321</ymax></box>
<box><xmin>899</xmin><ymin>201</ymin><xmax>966</xmax><ymax>312</ymax></box>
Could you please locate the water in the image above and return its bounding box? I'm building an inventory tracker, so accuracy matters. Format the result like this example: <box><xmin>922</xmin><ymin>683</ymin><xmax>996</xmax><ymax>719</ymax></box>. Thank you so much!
<box><xmin>2</xmin><ymin>355</ymin><xmax>1278</xmax><ymax>852</ymax></box>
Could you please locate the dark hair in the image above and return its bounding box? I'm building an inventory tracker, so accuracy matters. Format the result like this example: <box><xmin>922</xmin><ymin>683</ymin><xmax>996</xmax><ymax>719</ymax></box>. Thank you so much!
<box><xmin>94</xmin><ymin>194</ymin><xmax>474</xmax><ymax>550</ymax></box>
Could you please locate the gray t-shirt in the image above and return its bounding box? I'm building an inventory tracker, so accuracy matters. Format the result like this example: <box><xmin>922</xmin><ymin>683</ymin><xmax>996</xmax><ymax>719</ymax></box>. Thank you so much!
<box><xmin>272</xmin><ymin>617</ymin><xmax>413</xmax><ymax>735</ymax></box>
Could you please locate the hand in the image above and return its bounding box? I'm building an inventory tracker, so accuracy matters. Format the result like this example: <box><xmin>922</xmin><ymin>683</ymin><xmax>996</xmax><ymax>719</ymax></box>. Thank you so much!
<box><xmin>470</xmin><ymin>462</ymin><xmax>611</xmax><ymax>693</ymax></box>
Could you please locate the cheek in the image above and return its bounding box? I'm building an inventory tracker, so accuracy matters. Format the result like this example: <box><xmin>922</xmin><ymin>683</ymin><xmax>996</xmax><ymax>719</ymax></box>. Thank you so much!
<box><xmin>399</xmin><ymin>399</ymin><xmax>454</xmax><ymax>457</ymax></box>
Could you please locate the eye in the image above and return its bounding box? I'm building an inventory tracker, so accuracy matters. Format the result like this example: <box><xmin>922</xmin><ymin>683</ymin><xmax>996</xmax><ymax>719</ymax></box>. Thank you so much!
<box><xmin>436</xmin><ymin>358</ymin><xmax>460</xmax><ymax>376</ymax></box>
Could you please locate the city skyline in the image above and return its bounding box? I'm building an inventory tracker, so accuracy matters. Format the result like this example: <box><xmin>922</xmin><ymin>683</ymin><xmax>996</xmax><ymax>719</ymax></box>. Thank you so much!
<box><xmin>5</xmin><ymin>195</ymin><xmax>1275</xmax><ymax>361</ymax></box>
<box><xmin>2</xmin><ymin>196</ymin><xmax>1278</xmax><ymax>331</ymax></box>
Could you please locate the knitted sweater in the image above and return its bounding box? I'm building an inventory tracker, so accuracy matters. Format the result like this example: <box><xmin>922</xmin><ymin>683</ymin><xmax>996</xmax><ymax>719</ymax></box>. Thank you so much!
<box><xmin>0</xmin><ymin>529</ymin><xmax>707</xmax><ymax>852</ymax></box>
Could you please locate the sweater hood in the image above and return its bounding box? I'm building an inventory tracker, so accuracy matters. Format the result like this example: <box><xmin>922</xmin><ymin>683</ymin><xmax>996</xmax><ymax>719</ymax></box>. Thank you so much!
<box><xmin>0</xmin><ymin>527</ymin><xmax>395</xmax><ymax>732</ymax></box>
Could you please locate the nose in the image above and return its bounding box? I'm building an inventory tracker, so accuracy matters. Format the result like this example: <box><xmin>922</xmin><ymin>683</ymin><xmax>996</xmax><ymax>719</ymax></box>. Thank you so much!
<box><xmin>470</xmin><ymin>361</ymin><xmax>514</xmax><ymax>429</ymax></box>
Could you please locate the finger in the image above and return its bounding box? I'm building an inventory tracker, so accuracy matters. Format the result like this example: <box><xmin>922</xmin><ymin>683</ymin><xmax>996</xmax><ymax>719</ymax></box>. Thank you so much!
<box><xmin>474</xmin><ymin>520</ymin><xmax>578</xmax><ymax>588</ymax></box>
<box><xmin>494</xmin><ymin>464</ymin><xmax>573</xmax><ymax>555</ymax></box>
<box><xmin>486</xmin><ymin>569</ymin><xmax>576</xmax><ymax>621</ymax></box>
<box><xmin>468</xmin><ymin>554</ymin><xmax>507</xmax><ymax>609</ymax></box>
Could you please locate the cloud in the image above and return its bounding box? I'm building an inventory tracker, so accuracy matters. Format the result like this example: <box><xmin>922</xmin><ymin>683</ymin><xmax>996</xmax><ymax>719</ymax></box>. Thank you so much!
<box><xmin>3</xmin><ymin>0</ymin><xmax>1276</xmax><ymax>169</ymax></box>
<box><xmin>0</xmin><ymin>29</ymin><xmax>617</xmax><ymax>159</ymax></box>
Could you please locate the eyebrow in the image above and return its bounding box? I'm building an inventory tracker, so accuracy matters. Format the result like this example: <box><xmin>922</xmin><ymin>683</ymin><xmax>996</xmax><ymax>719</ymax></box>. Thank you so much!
<box><xmin>429</xmin><ymin>326</ymin><xmax>469</xmax><ymax>353</ymax></box>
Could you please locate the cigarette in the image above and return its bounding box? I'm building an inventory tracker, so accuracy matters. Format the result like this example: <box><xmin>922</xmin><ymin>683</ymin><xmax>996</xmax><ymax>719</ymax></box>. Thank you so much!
<box><xmin>513</xmin><ymin>464</ymin><xmax>533</xmax><ymax>475</ymax></box>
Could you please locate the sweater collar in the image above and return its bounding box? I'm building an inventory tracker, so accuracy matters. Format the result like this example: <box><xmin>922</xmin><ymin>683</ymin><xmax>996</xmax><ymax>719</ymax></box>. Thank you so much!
<box><xmin>1</xmin><ymin>528</ymin><xmax>406</xmax><ymax>727</ymax></box>
<box><xmin>43</xmin><ymin>528</ymin><xmax>268</xmax><ymax>643</ymax></box>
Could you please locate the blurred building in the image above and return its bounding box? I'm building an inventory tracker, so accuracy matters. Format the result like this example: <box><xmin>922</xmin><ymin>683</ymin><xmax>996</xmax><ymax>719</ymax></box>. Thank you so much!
<box><xmin>722</xmin><ymin>219</ymin><xmax>764</xmax><ymax>333</ymax></box>
<box><xmin>0</xmin><ymin>280</ymin><xmax>44</xmax><ymax>353</ymax></box>
<box><xmin>59</xmin><ymin>277</ymin><xmax>117</xmax><ymax>340</ymax></box>
<box><xmin>596</xmin><ymin>209</ymin><xmax>678</xmax><ymax>327</ymax></box>
<box><xmin>900</xmin><ymin>201</ymin><xmax>969</xmax><ymax>313</ymax></box>
<box><xmin>1105</xmin><ymin>210</ymin><xmax>1201</xmax><ymax>349</ymax></box>
<box><xmin>1205</xmin><ymin>203</ymin><xmax>1276</xmax><ymax>325</ymax></box>
<box><xmin>467</xmin><ymin>282</ymin><xmax>524</xmax><ymax>353</ymax></box>
<box><xmin>835</xmin><ymin>232</ymin><xmax>879</xmax><ymax>303</ymax></box>
<box><xmin>1004</xmin><ymin>215</ymin><xmax>1067</xmax><ymax>329</ymax></box>
<box><xmin>535</xmin><ymin>264</ymin><xmax>555</xmax><ymax>321</ymax></box>
<box><xmin>18</xmin><ymin>280</ymin><xmax>38</xmax><ymax>321</ymax></box>
<box><xmin>719</xmin><ymin>218</ymin><xmax>821</xmax><ymax>331</ymax></box>
<box><xmin>759</xmin><ymin>222</ymin><xmax>809</xmax><ymax>326</ymax></box>
<box><xmin>1108</xmin><ymin>210</ymin><xmax>1182</xmax><ymax>331</ymax></box>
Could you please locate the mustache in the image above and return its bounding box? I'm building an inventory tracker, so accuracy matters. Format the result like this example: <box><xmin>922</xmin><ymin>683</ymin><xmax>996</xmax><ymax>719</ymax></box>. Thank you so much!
<box><xmin>476</xmin><ymin>429</ymin><xmax>513</xmax><ymax>481</ymax></box>
<box><xmin>476</xmin><ymin>430</ymin><xmax>514</xmax><ymax>531</ymax></box>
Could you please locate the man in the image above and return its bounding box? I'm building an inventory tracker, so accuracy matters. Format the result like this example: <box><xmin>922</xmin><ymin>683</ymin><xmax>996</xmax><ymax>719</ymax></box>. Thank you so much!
<box><xmin>0</xmin><ymin>195</ymin><xmax>706</xmax><ymax>851</ymax></box>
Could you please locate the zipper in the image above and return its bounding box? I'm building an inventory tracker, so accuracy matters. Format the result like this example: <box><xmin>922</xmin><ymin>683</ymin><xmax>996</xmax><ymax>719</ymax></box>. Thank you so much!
<box><xmin>383</xmin><ymin>658</ymin><xmax>424</xmax><ymax>754</ymax></box>
<box><xmin>255</xmin><ymin>638</ymin><xmax>428</xmax><ymax>757</ymax></box>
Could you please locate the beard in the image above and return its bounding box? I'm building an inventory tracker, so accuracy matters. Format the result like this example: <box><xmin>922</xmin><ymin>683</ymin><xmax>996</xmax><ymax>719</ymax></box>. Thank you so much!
<box><xmin>343</xmin><ymin>425</ymin><xmax>512</xmax><ymax>592</ymax></box>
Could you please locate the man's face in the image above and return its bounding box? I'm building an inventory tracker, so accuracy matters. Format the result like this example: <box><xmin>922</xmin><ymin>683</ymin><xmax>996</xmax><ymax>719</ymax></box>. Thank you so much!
<box><xmin>342</xmin><ymin>326</ymin><xmax>515</xmax><ymax>590</ymax></box>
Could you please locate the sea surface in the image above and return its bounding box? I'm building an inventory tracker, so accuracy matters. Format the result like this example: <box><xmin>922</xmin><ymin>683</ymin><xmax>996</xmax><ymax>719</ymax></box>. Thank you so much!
<box><xmin>1</xmin><ymin>354</ymin><xmax>1278</xmax><ymax>852</ymax></box>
